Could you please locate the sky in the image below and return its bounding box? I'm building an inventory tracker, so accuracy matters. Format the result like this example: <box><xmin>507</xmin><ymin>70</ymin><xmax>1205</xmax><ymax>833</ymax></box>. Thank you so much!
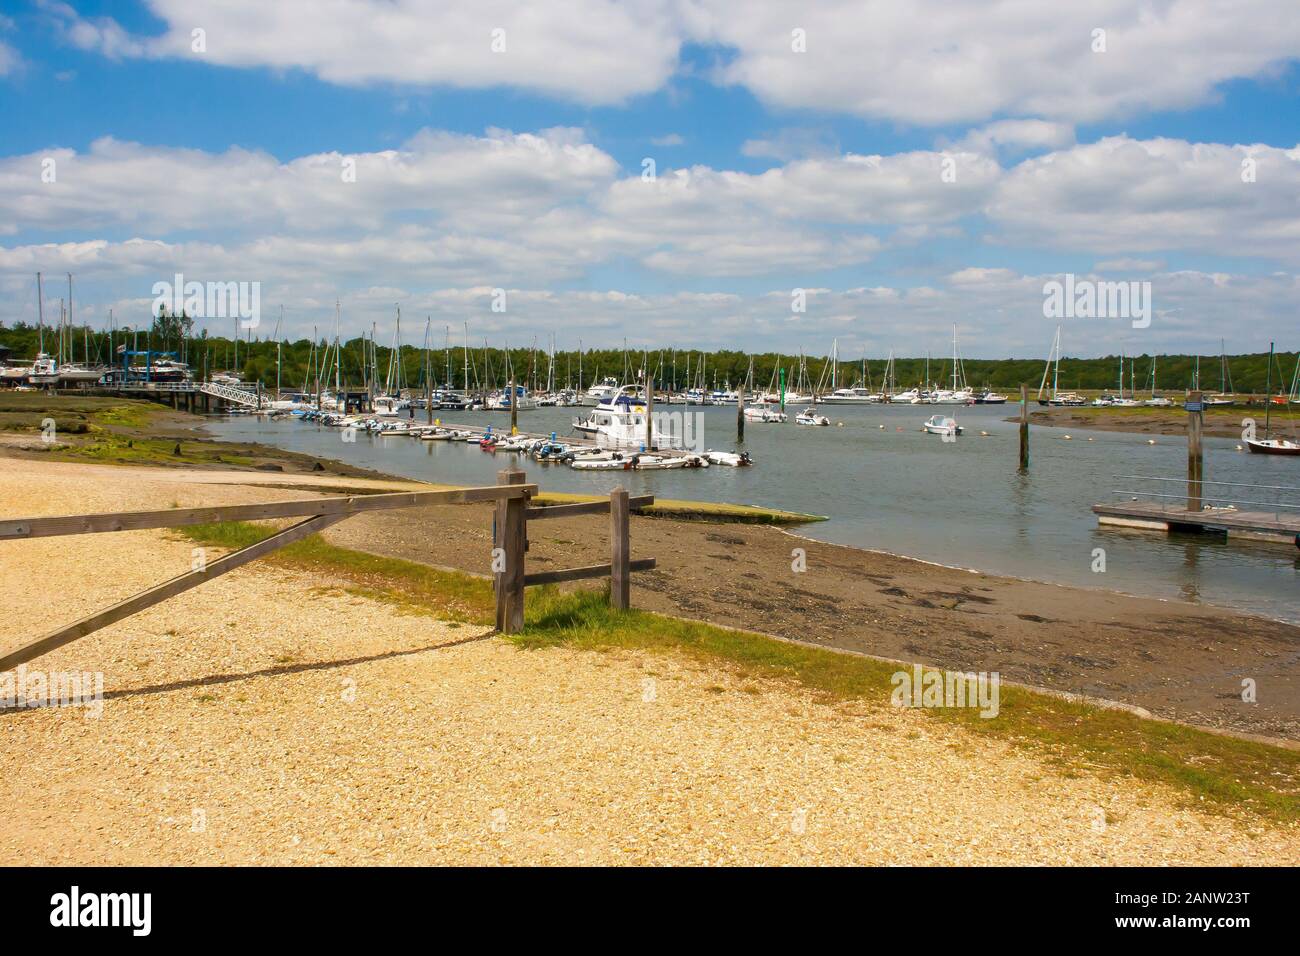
<box><xmin>0</xmin><ymin>0</ymin><xmax>1298</xmax><ymax>359</ymax></box>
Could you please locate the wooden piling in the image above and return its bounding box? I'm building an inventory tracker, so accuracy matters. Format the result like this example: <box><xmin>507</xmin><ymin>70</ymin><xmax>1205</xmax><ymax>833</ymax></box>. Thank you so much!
<box><xmin>645</xmin><ymin>374</ymin><xmax>654</xmax><ymax>450</ymax></box>
<box><xmin>509</xmin><ymin>376</ymin><xmax>518</xmax><ymax>435</ymax></box>
<box><xmin>1187</xmin><ymin>389</ymin><xmax>1204</xmax><ymax>512</ymax></box>
<box><xmin>494</xmin><ymin>468</ymin><xmax>527</xmax><ymax>633</ymax></box>
<box><xmin>610</xmin><ymin>486</ymin><xmax>630</xmax><ymax>610</ymax></box>
<box><xmin>1018</xmin><ymin>383</ymin><xmax>1029</xmax><ymax>473</ymax></box>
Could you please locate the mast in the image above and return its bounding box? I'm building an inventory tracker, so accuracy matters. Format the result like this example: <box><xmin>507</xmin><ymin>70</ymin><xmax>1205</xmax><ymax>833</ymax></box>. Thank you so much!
<box><xmin>36</xmin><ymin>272</ymin><xmax>45</xmax><ymax>355</ymax></box>
<box><xmin>334</xmin><ymin>299</ymin><xmax>342</xmax><ymax>397</ymax></box>
<box><xmin>1263</xmin><ymin>341</ymin><xmax>1274</xmax><ymax>438</ymax></box>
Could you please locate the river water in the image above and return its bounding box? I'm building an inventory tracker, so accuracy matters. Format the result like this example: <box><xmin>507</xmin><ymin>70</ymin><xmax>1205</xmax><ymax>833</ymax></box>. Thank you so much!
<box><xmin>206</xmin><ymin>403</ymin><xmax>1300</xmax><ymax>624</ymax></box>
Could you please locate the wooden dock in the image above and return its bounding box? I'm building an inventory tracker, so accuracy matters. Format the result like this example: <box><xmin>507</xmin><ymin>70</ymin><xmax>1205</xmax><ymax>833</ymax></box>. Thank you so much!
<box><xmin>1093</xmin><ymin>501</ymin><xmax>1300</xmax><ymax>546</ymax></box>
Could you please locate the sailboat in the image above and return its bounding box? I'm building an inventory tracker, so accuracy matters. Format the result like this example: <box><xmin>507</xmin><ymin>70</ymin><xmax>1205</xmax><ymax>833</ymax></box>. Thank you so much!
<box><xmin>1036</xmin><ymin>326</ymin><xmax>1085</xmax><ymax>406</ymax></box>
<box><xmin>1142</xmin><ymin>355</ymin><xmax>1172</xmax><ymax>407</ymax></box>
<box><xmin>1244</xmin><ymin>342</ymin><xmax>1300</xmax><ymax>455</ymax></box>
<box><xmin>1205</xmin><ymin>340</ymin><xmax>1237</xmax><ymax>407</ymax></box>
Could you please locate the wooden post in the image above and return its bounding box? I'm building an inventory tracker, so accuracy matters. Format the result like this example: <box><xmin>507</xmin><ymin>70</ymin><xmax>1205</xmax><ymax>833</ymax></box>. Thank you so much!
<box><xmin>610</xmin><ymin>486</ymin><xmax>630</xmax><ymax>610</ymax></box>
<box><xmin>1018</xmin><ymin>383</ymin><xmax>1029</xmax><ymax>474</ymax></box>
<box><xmin>1187</xmin><ymin>389</ymin><xmax>1203</xmax><ymax>512</ymax></box>
<box><xmin>509</xmin><ymin>376</ymin><xmax>518</xmax><ymax>435</ymax></box>
<box><xmin>494</xmin><ymin>468</ymin><xmax>527</xmax><ymax>633</ymax></box>
<box><xmin>645</xmin><ymin>374</ymin><xmax>654</xmax><ymax>450</ymax></box>
<box><xmin>736</xmin><ymin>377</ymin><xmax>745</xmax><ymax>442</ymax></box>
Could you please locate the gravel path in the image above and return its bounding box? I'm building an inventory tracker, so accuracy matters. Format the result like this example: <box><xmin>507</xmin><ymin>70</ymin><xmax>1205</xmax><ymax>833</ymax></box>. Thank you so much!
<box><xmin>1</xmin><ymin>458</ymin><xmax>1295</xmax><ymax>865</ymax></box>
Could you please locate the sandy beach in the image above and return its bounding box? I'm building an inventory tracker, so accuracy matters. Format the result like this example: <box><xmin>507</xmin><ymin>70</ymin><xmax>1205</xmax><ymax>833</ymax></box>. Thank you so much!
<box><xmin>0</xmin><ymin>457</ymin><xmax>1296</xmax><ymax>864</ymax></box>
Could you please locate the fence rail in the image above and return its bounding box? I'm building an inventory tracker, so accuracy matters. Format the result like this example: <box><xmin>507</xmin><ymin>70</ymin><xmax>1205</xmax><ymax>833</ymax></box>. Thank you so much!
<box><xmin>0</xmin><ymin>472</ymin><xmax>653</xmax><ymax>670</ymax></box>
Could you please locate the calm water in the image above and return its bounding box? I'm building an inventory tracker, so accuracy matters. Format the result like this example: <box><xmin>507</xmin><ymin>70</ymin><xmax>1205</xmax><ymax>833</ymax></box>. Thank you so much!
<box><xmin>207</xmin><ymin>404</ymin><xmax>1300</xmax><ymax>624</ymax></box>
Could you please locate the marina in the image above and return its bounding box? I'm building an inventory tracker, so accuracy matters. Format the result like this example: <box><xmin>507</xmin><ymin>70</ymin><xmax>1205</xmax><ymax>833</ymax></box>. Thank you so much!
<box><xmin>206</xmin><ymin>397</ymin><xmax>1300</xmax><ymax>625</ymax></box>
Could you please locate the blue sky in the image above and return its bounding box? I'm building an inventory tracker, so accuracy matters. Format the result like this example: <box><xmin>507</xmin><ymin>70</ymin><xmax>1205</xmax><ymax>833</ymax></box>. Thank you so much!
<box><xmin>1</xmin><ymin>0</ymin><xmax>1299</xmax><ymax>357</ymax></box>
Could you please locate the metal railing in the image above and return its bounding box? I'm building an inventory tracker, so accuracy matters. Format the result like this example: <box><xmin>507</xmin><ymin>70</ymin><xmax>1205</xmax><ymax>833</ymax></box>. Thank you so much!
<box><xmin>1110</xmin><ymin>474</ymin><xmax>1300</xmax><ymax>521</ymax></box>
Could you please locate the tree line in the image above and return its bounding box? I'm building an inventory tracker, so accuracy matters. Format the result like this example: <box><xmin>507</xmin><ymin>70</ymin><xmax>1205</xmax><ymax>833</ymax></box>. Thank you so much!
<box><xmin>0</xmin><ymin>320</ymin><xmax>1295</xmax><ymax>396</ymax></box>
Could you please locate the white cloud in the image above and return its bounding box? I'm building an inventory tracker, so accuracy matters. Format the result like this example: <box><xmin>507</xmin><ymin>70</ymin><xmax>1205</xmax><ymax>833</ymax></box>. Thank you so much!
<box><xmin>698</xmin><ymin>0</ymin><xmax>1300</xmax><ymax>124</ymax></box>
<box><xmin>48</xmin><ymin>0</ymin><xmax>683</xmax><ymax>105</ymax></box>
<box><xmin>42</xmin><ymin>0</ymin><xmax>1300</xmax><ymax>124</ymax></box>
<box><xmin>650</xmin><ymin>134</ymin><xmax>684</xmax><ymax>147</ymax></box>
<box><xmin>988</xmin><ymin>137</ymin><xmax>1300</xmax><ymax>258</ymax></box>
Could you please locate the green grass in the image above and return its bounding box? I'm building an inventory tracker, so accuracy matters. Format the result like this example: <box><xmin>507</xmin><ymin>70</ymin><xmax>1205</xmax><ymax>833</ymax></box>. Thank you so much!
<box><xmin>173</xmin><ymin>519</ymin><xmax>1300</xmax><ymax>825</ymax></box>
<box><xmin>530</xmin><ymin>491</ymin><xmax>824</xmax><ymax>525</ymax></box>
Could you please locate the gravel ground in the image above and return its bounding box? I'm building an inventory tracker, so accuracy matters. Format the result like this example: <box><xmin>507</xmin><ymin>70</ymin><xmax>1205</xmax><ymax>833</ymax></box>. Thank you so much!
<box><xmin>1</xmin><ymin>458</ymin><xmax>1296</xmax><ymax>865</ymax></box>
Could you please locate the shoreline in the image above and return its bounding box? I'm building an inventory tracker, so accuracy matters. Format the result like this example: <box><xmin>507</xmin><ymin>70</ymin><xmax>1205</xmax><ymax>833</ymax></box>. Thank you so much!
<box><xmin>1007</xmin><ymin>403</ymin><xmax>1295</xmax><ymax>438</ymax></box>
<box><xmin>3</xmin><ymin>394</ymin><xmax>1297</xmax><ymax>740</ymax></box>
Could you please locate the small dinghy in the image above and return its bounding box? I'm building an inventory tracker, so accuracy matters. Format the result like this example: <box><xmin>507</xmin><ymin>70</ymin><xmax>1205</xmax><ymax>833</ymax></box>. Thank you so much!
<box><xmin>923</xmin><ymin>414</ymin><xmax>963</xmax><ymax>437</ymax></box>
<box><xmin>571</xmin><ymin>454</ymin><xmax>632</xmax><ymax>470</ymax></box>
<box><xmin>705</xmin><ymin>450</ymin><xmax>753</xmax><ymax>467</ymax></box>
<box><xmin>743</xmin><ymin>406</ymin><xmax>787</xmax><ymax>423</ymax></box>
<box><xmin>795</xmin><ymin>408</ymin><xmax>830</xmax><ymax>426</ymax></box>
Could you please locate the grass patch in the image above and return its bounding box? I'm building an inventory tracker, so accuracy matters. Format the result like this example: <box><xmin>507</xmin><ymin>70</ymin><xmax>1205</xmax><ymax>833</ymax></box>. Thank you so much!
<box><xmin>530</xmin><ymin>490</ymin><xmax>823</xmax><ymax>525</ymax></box>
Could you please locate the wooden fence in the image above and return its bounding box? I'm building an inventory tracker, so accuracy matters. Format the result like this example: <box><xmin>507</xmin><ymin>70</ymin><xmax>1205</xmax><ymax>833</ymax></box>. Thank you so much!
<box><xmin>0</xmin><ymin>471</ymin><xmax>654</xmax><ymax>670</ymax></box>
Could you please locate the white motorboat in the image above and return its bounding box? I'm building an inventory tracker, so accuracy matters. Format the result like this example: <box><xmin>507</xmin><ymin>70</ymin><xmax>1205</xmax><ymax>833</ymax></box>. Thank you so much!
<box><xmin>821</xmin><ymin>386</ymin><xmax>880</xmax><ymax>404</ymax></box>
<box><xmin>1142</xmin><ymin>396</ymin><xmax>1173</xmax><ymax>408</ymax></box>
<box><xmin>373</xmin><ymin>395</ymin><xmax>410</xmax><ymax>417</ymax></box>
<box><xmin>743</xmin><ymin>405</ymin><xmax>787</xmax><ymax>423</ymax></box>
<box><xmin>923</xmin><ymin>414</ymin><xmax>963</xmax><ymax>437</ymax></box>
<box><xmin>795</xmin><ymin>408</ymin><xmax>830</xmax><ymax>426</ymax></box>
<box><xmin>582</xmin><ymin>377</ymin><xmax>621</xmax><ymax>406</ymax></box>
<box><xmin>571</xmin><ymin>454</ymin><xmax>633</xmax><ymax>471</ymax></box>
<box><xmin>572</xmin><ymin>384</ymin><xmax>672</xmax><ymax>449</ymax></box>
<box><xmin>704</xmin><ymin>450</ymin><xmax>753</xmax><ymax>467</ymax></box>
<box><xmin>973</xmin><ymin>390</ymin><xmax>1008</xmax><ymax>404</ymax></box>
<box><xmin>892</xmin><ymin>388</ymin><xmax>924</xmax><ymax>404</ymax></box>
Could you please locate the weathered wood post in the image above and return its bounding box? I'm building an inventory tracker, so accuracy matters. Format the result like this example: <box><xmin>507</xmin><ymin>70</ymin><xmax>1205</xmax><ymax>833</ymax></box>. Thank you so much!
<box><xmin>509</xmin><ymin>376</ymin><xmax>518</xmax><ymax>435</ymax></box>
<box><xmin>494</xmin><ymin>468</ymin><xmax>527</xmax><ymax>632</ymax></box>
<box><xmin>1187</xmin><ymin>389</ymin><xmax>1204</xmax><ymax>512</ymax></box>
<box><xmin>610</xmin><ymin>486</ymin><xmax>630</xmax><ymax>610</ymax></box>
<box><xmin>1018</xmin><ymin>383</ymin><xmax>1029</xmax><ymax>474</ymax></box>
<box><xmin>645</xmin><ymin>374</ymin><xmax>654</xmax><ymax>450</ymax></box>
<box><xmin>736</xmin><ymin>368</ymin><xmax>745</xmax><ymax>442</ymax></box>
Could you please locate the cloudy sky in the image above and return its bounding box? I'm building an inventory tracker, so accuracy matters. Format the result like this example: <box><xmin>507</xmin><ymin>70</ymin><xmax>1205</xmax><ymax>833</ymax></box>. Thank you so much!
<box><xmin>1</xmin><ymin>0</ymin><xmax>1298</xmax><ymax>358</ymax></box>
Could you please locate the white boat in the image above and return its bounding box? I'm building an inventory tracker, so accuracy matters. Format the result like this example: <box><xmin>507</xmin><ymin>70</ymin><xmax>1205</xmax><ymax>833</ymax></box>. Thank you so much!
<box><xmin>821</xmin><ymin>386</ymin><xmax>880</xmax><ymax>404</ymax></box>
<box><xmin>923</xmin><ymin>414</ymin><xmax>963</xmax><ymax>437</ymax></box>
<box><xmin>1142</xmin><ymin>396</ymin><xmax>1173</xmax><ymax>408</ymax></box>
<box><xmin>27</xmin><ymin>354</ymin><xmax>59</xmax><ymax>385</ymax></box>
<box><xmin>704</xmin><ymin>450</ymin><xmax>753</xmax><ymax>467</ymax></box>
<box><xmin>572</xmin><ymin>384</ymin><xmax>671</xmax><ymax>448</ymax></box>
<box><xmin>571</xmin><ymin>454</ymin><xmax>633</xmax><ymax>471</ymax></box>
<box><xmin>373</xmin><ymin>395</ymin><xmax>410</xmax><ymax>417</ymax></box>
<box><xmin>582</xmin><ymin>377</ymin><xmax>620</xmax><ymax>406</ymax></box>
<box><xmin>974</xmin><ymin>389</ymin><xmax>1008</xmax><ymax>404</ymax></box>
<box><xmin>892</xmin><ymin>388</ymin><xmax>924</xmax><ymax>404</ymax></box>
<box><xmin>743</xmin><ymin>405</ymin><xmax>787</xmax><ymax>423</ymax></box>
<box><xmin>795</xmin><ymin>408</ymin><xmax>830</xmax><ymax>426</ymax></box>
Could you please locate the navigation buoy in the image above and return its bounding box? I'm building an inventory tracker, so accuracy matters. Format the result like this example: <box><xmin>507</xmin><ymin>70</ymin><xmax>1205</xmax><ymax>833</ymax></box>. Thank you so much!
<box><xmin>1235</xmin><ymin>444</ymin><xmax>1244</xmax><ymax>451</ymax></box>
<box><xmin>878</xmin><ymin>424</ymin><xmax>885</xmax><ymax>430</ymax></box>
<box><xmin>1146</xmin><ymin>439</ymin><xmax>1157</xmax><ymax>445</ymax></box>
<box><xmin>1063</xmin><ymin>434</ymin><xmax>1072</xmax><ymax>440</ymax></box>
<box><xmin>979</xmin><ymin>430</ymin><xmax>989</xmax><ymax>436</ymax></box>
